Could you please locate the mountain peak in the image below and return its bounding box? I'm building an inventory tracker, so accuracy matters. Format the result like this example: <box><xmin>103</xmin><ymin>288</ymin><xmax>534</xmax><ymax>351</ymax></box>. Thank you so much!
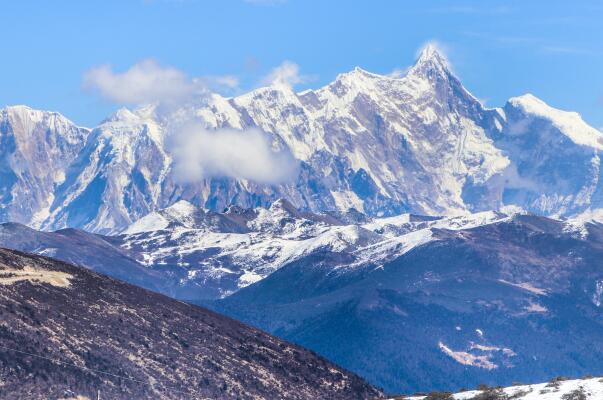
<box><xmin>2</xmin><ymin>105</ymin><xmax>73</xmax><ymax>124</ymax></box>
<box><xmin>408</xmin><ymin>43</ymin><xmax>451</xmax><ymax>79</ymax></box>
<box><xmin>269</xmin><ymin>198</ymin><xmax>299</xmax><ymax>215</ymax></box>
<box><xmin>418</xmin><ymin>43</ymin><xmax>442</xmax><ymax>59</ymax></box>
<box><xmin>332</xmin><ymin>64</ymin><xmax>381</xmax><ymax>80</ymax></box>
<box><xmin>418</xmin><ymin>43</ymin><xmax>447</xmax><ymax>63</ymax></box>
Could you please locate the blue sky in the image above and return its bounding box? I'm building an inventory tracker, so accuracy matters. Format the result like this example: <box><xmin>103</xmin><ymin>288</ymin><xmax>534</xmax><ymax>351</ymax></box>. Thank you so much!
<box><xmin>1</xmin><ymin>0</ymin><xmax>602</xmax><ymax>128</ymax></box>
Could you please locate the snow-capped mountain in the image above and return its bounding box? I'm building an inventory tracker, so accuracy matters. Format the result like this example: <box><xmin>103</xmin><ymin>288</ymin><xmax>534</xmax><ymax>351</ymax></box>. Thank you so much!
<box><xmin>118</xmin><ymin>199</ymin><xmax>511</xmax><ymax>299</ymax></box>
<box><xmin>0</xmin><ymin>199</ymin><xmax>510</xmax><ymax>301</ymax></box>
<box><xmin>2</xmin><ymin>45</ymin><xmax>603</xmax><ymax>233</ymax></box>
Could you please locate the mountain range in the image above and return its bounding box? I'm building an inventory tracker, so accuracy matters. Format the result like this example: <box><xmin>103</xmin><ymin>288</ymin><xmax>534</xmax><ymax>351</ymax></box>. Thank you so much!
<box><xmin>2</xmin><ymin>45</ymin><xmax>603</xmax><ymax>396</ymax></box>
<box><xmin>2</xmin><ymin>45</ymin><xmax>603</xmax><ymax>234</ymax></box>
<box><xmin>0</xmin><ymin>198</ymin><xmax>511</xmax><ymax>302</ymax></box>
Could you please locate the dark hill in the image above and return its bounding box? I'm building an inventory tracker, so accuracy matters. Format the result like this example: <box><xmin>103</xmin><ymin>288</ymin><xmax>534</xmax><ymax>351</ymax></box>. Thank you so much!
<box><xmin>0</xmin><ymin>248</ymin><xmax>381</xmax><ymax>399</ymax></box>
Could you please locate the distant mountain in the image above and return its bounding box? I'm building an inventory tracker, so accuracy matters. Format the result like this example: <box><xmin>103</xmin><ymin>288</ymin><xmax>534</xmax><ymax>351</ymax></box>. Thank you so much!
<box><xmin>0</xmin><ymin>199</ymin><xmax>511</xmax><ymax>301</ymax></box>
<box><xmin>2</xmin><ymin>45</ymin><xmax>603</xmax><ymax>233</ymax></box>
<box><xmin>212</xmin><ymin>215</ymin><xmax>603</xmax><ymax>394</ymax></box>
<box><xmin>0</xmin><ymin>248</ymin><xmax>380</xmax><ymax>399</ymax></box>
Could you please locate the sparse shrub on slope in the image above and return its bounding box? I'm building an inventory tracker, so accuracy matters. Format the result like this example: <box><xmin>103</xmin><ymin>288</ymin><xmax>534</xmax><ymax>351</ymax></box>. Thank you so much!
<box><xmin>561</xmin><ymin>388</ymin><xmax>587</xmax><ymax>400</ymax></box>
<box><xmin>469</xmin><ymin>387</ymin><xmax>508</xmax><ymax>400</ymax></box>
<box><xmin>425</xmin><ymin>392</ymin><xmax>454</xmax><ymax>400</ymax></box>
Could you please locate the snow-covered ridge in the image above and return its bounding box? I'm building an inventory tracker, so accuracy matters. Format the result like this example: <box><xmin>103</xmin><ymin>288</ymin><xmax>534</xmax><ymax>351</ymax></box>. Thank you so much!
<box><xmin>123</xmin><ymin>200</ymin><xmax>199</xmax><ymax>234</ymax></box>
<box><xmin>508</xmin><ymin>94</ymin><xmax>603</xmax><ymax>150</ymax></box>
<box><xmin>116</xmin><ymin>198</ymin><xmax>600</xmax><ymax>299</ymax></box>
<box><xmin>118</xmin><ymin>200</ymin><xmax>522</xmax><ymax>297</ymax></box>
<box><xmin>402</xmin><ymin>376</ymin><xmax>603</xmax><ymax>399</ymax></box>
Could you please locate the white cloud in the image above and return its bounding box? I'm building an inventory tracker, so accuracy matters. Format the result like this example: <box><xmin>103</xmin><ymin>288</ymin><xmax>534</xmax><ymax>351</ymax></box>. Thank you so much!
<box><xmin>428</xmin><ymin>5</ymin><xmax>511</xmax><ymax>15</ymax></box>
<box><xmin>83</xmin><ymin>59</ymin><xmax>205</xmax><ymax>105</ymax></box>
<box><xmin>261</xmin><ymin>61</ymin><xmax>308</xmax><ymax>87</ymax></box>
<box><xmin>83</xmin><ymin>59</ymin><xmax>241</xmax><ymax>105</ymax></box>
<box><xmin>540</xmin><ymin>46</ymin><xmax>595</xmax><ymax>56</ymax></box>
<box><xmin>205</xmin><ymin>75</ymin><xmax>239</xmax><ymax>90</ymax></box>
<box><xmin>388</xmin><ymin>67</ymin><xmax>409</xmax><ymax>78</ymax></box>
<box><xmin>169</xmin><ymin>122</ymin><xmax>299</xmax><ymax>184</ymax></box>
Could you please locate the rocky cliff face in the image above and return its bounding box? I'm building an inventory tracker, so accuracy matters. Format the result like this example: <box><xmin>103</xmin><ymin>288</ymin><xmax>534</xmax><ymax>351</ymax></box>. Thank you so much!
<box><xmin>0</xmin><ymin>248</ymin><xmax>381</xmax><ymax>399</ymax></box>
<box><xmin>2</xmin><ymin>46</ymin><xmax>603</xmax><ymax>233</ymax></box>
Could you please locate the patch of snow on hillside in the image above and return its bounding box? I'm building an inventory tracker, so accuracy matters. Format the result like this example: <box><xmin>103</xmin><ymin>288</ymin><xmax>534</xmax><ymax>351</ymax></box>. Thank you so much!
<box><xmin>331</xmin><ymin>191</ymin><xmax>365</xmax><ymax>213</ymax></box>
<box><xmin>498</xmin><ymin>279</ymin><xmax>548</xmax><ymax>296</ymax></box>
<box><xmin>402</xmin><ymin>376</ymin><xmax>603</xmax><ymax>399</ymax></box>
<box><xmin>122</xmin><ymin>212</ymin><xmax>169</xmax><ymax>234</ymax></box>
<box><xmin>438</xmin><ymin>342</ymin><xmax>498</xmax><ymax>370</ymax></box>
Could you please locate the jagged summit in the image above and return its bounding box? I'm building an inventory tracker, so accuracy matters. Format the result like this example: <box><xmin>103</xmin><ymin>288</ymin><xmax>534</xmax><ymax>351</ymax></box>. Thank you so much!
<box><xmin>2</xmin><ymin>104</ymin><xmax>40</xmax><ymax>115</ymax></box>
<box><xmin>416</xmin><ymin>43</ymin><xmax>448</xmax><ymax>63</ymax></box>
<box><xmin>102</xmin><ymin>104</ymin><xmax>159</xmax><ymax>125</ymax></box>
<box><xmin>329</xmin><ymin>44</ymin><xmax>450</xmax><ymax>85</ymax></box>
<box><xmin>2</xmin><ymin>104</ymin><xmax>56</xmax><ymax>116</ymax></box>
<box><xmin>407</xmin><ymin>43</ymin><xmax>453</xmax><ymax>80</ymax></box>
<box><xmin>340</xmin><ymin>66</ymin><xmax>382</xmax><ymax>79</ymax></box>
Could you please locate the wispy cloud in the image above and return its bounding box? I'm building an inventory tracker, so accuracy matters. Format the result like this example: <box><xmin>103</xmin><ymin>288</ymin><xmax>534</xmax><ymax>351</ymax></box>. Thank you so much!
<box><xmin>428</xmin><ymin>5</ymin><xmax>511</xmax><ymax>15</ymax></box>
<box><xmin>200</xmin><ymin>75</ymin><xmax>240</xmax><ymax>94</ymax></box>
<box><xmin>83</xmin><ymin>59</ymin><xmax>238</xmax><ymax>105</ymax></box>
<box><xmin>244</xmin><ymin>0</ymin><xmax>286</xmax><ymax>5</ymax></box>
<box><xmin>260</xmin><ymin>61</ymin><xmax>312</xmax><ymax>87</ymax></box>
<box><xmin>388</xmin><ymin>67</ymin><xmax>408</xmax><ymax>78</ymax></box>
<box><xmin>462</xmin><ymin>32</ymin><xmax>595</xmax><ymax>57</ymax></box>
<box><xmin>539</xmin><ymin>46</ymin><xmax>595</xmax><ymax>56</ymax></box>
